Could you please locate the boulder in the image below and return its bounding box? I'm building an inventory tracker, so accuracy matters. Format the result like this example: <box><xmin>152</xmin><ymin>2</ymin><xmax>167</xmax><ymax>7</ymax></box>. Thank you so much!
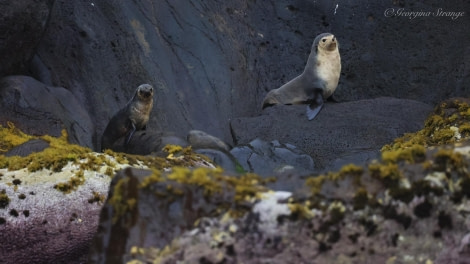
<box><xmin>231</xmin><ymin>97</ymin><xmax>433</xmax><ymax>170</ymax></box>
<box><xmin>0</xmin><ymin>76</ymin><xmax>94</xmax><ymax>148</ymax></box>
<box><xmin>230</xmin><ymin>139</ymin><xmax>315</xmax><ymax>177</ymax></box>
<box><xmin>0</xmin><ymin>155</ymin><xmax>112</xmax><ymax>264</ymax></box>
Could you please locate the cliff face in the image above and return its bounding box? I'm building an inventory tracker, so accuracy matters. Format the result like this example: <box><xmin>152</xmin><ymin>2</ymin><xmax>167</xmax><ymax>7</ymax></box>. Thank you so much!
<box><xmin>0</xmin><ymin>0</ymin><xmax>468</xmax><ymax>151</ymax></box>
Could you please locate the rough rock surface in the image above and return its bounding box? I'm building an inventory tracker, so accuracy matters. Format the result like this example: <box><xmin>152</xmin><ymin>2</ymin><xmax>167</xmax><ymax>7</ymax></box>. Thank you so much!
<box><xmin>0</xmin><ymin>1</ymin><xmax>465</xmax><ymax>149</ymax></box>
<box><xmin>232</xmin><ymin>97</ymin><xmax>433</xmax><ymax>171</ymax></box>
<box><xmin>0</xmin><ymin>157</ymin><xmax>111</xmax><ymax>264</ymax></box>
<box><xmin>231</xmin><ymin>138</ymin><xmax>315</xmax><ymax>177</ymax></box>
<box><xmin>0</xmin><ymin>0</ymin><xmax>54</xmax><ymax>77</ymax></box>
<box><xmin>90</xmin><ymin>139</ymin><xmax>470</xmax><ymax>264</ymax></box>
<box><xmin>0</xmin><ymin>76</ymin><xmax>94</xmax><ymax>147</ymax></box>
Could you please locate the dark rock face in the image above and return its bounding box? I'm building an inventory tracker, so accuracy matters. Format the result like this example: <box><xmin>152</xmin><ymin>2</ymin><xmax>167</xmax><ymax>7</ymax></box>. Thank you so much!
<box><xmin>230</xmin><ymin>139</ymin><xmax>315</xmax><ymax>177</ymax></box>
<box><xmin>0</xmin><ymin>76</ymin><xmax>94</xmax><ymax>147</ymax></box>
<box><xmin>0</xmin><ymin>0</ymin><xmax>54</xmax><ymax>77</ymax></box>
<box><xmin>13</xmin><ymin>0</ymin><xmax>467</xmax><ymax>150</ymax></box>
<box><xmin>232</xmin><ymin>97</ymin><xmax>433</xmax><ymax>170</ymax></box>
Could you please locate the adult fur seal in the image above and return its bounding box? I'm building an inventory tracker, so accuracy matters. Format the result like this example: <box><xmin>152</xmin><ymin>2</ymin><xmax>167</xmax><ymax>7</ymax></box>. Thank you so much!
<box><xmin>101</xmin><ymin>84</ymin><xmax>154</xmax><ymax>151</ymax></box>
<box><xmin>262</xmin><ymin>33</ymin><xmax>341</xmax><ymax>120</ymax></box>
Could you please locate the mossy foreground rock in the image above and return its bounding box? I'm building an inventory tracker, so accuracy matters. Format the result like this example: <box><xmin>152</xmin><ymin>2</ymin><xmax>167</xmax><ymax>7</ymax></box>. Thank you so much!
<box><xmin>0</xmin><ymin>124</ymin><xmax>213</xmax><ymax>263</ymax></box>
<box><xmin>0</xmin><ymin>124</ymin><xmax>115</xmax><ymax>263</ymax></box>
<box><xmin>89</xmin><ymin>98</ymin><xmax>470</xmax><ymax>264</ymax></box>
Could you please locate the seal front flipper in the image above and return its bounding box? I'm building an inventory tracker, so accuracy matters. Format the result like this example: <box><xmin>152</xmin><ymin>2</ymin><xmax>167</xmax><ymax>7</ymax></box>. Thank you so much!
<box><xmin>125</xmin><ymin>122</ymin><xmax>137</xmax><ymax>145</ymax></box>
<box><xmin>306</xmin><ymin>92</ymin><xmax>324</xmax><ymax>120</ymax></box>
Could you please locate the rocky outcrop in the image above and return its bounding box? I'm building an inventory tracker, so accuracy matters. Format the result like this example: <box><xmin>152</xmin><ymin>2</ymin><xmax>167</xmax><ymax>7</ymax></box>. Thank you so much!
<box><xmin>0</xmin><ymin>1</ymin><xmax>466</xmax><ymax>150</ymax></box>
<box><xmin>0</xmin><ymin>0</ymin><xmax>54</xmax><ymax>77</ymax></box>
<box><xmin>0</xmin><ymin>130</ymin><xmax>113</xmax><ymax>264</ymax></box>
<box><xmin>0</xmin><ymin>76</ymin><xmax>94</xmax><ymax>148</ymax></box>
<box><xmin>232</xmin><ymin>97</ymin><xmax>433</xmax><ymax>171</ymax></box>
<box><xmin>89</xmin><ymin>139</ymin><xmax>470</xmax><ymax>264</ymax></box>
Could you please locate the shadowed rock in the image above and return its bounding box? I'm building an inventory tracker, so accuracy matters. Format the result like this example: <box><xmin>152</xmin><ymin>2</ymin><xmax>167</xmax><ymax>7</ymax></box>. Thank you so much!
<box><xmin>0</xmin><ymin>76</ymin><xmax>94</xmax><ymax>148</ymax></box>
<box><xmin>4</xmin><ymin>139</ymin><xmax>50</xmax><ymax>157</ymax></box>
<box><xmin>231</xmin><ymin>97</ymin><xmax>433</xmax><ymax>171</ymax></box>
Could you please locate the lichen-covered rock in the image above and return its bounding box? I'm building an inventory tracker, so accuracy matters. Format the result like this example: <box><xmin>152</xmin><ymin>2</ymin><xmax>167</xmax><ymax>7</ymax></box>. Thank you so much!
<box><xmin>0</xmin><ymin>126</ymin><xmax>115</xmax><ymax>263</ymax></box>
<box><xmin>93</xmin><ymin>99</ymin><xmax>470</xmax><ymax>263</ymax></box>
<box><xmin>0</xmin><ymin>124</ymin><xmax>213</xmax><ymax>263</ymax></box>
<box><xmin>89</xmin><ymin>165</ymin><xmax>270</xmax><ymax>263</ymax></box>
<box><xmin>117</xmin><ymin>140</ymin><xmax>470</xmax><ymax>264</ymax></box>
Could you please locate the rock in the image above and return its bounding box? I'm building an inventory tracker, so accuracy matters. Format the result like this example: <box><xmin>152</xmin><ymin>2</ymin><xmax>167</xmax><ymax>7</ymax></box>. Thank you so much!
<box><xmin>4</xmin><ymin>139</ymin><xmax>50</xmax><ymax>157</ymax></box>
<box><xmin>0</xmin><ymin>76</ymin><xmax>94</xmax><ymax>148</ymax></box>
<box><xmin>105</xmin><ymin>130</ymin><xmax>188</xmax><ymax>156</ymax></box>
<box><xmin>89</xmin><ymin>166</ymin><xmax>260</xmax><ymax>263</ymax></box>
<box><xmin>194</xmin><ymin>148</ymin><xmax>240</xmax><ymax>173</ymax></box>
<box><xmin>115</xmin><ymin>140</ymin><xmax>470</xmax><ymax>264</ymax></box>
<box><xmin>231</xmin><ymin>97</ymin><xmax>433</xmax><ymax>171</ymax></box>
<box><xmin>230</xmin><ymin>138</ymin><xmax>315</xmax><ymax>177</ymax></box>
<box><xmin>188</xmin><ymin>130</ymin><xmax>231</xmax><ymax>152</ymax></box>
<box><xmin>0</xmin><ymin>0</ymin><xmax>54</xmax><ymax>77</ymax></box>
<box><xmin>0</xmin><ymin>155</ymin><xmax>112</xmax><ymax>264</ymax></box>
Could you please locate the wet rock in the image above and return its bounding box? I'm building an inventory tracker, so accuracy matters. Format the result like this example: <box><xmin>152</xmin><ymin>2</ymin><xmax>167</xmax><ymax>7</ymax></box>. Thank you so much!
<box><xmin>231</xmin><ymin>97</ymin><xmax>433</xmax><ymax>171</ymax></box>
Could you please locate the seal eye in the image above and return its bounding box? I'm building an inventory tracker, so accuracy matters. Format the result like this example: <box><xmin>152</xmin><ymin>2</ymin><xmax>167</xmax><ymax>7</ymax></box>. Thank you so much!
<box><xmin>322</xmin><ymin>39</ymin><xmax>326</xmax><ymax>42</ymax></box>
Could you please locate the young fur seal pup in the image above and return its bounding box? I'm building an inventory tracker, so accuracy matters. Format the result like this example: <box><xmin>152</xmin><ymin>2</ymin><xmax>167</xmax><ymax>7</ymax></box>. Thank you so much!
<box><xmin>262</xmin><ymin>33</ymin><xmax>341</xmax><ymax>120</ymax></box>
<box><xmin>101</xmin><ymin>84</ymin><xmax>154</xmax><ymax>151</ymax></box>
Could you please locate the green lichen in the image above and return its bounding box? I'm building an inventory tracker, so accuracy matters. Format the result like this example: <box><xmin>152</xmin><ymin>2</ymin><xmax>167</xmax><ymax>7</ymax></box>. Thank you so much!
<box><xmin>382</xmin><ymin>144</ymin><xmax>426</xmax><ymax>164</ymax></box>
<box><xmin>0</xmin><ymin>126</ymin><xmax>91</xmax><ymax>172</ymax></box>
<box><xmin>88</xmin><ymin>191</ymin><xmax>106</xmax><ymax>204</ymax></box>
<box><xmin>108</xmin><ymin>177</ymin><xmax>136</xmax><ymax>224</ymax></box>
<box><xmin>433</xmin><ymin>149</ymin><xmax>466</xmax><ymax>173</ymax></box>
<box><xmin>305</xmin><ymin>175</ymin><xmax>326</xmax><ymax>195</ymax></box>
<box><xmin>382</xmin><ymin>99</ymin><xmax>470</xmax><ymax>152</ymax></box>
<box><xmin>53</xmin><ymin>170</ymin><xmax>86</xmax><ymax>194</ymax></box>
<box><xmin>139</xmin><ymin>169</ymin><xmax>163</xmax><ymax>189</ymax></box>
<box><xmin>369</xmin><ymin>162</ymin><xmax>402</xmax><ymax>186</ymax></box>
<box><xmin>0</xmin><ymin>189</ymin><xmax>10</xmax><ymax>209</ymax></box>
<box><xmin>0</xmin><ymin>122</ymin><xmax>33</xmax><ymax>153</ymax></box>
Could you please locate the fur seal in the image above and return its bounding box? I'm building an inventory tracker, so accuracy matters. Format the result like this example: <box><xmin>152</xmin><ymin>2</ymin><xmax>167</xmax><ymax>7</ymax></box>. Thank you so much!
<box><xmin>262</xmin><ymin>33</ymin><xmax>341</xmax><ymax>120</ymax></box>
<box><xmin>101</xmin><ymin>84</ymin><xmax>154</xmax><ymax>151</ymax></box>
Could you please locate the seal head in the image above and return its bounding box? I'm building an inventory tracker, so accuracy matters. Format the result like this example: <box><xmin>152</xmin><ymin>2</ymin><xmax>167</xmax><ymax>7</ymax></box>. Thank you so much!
<box><xmin>262</xmin><ymin>33</ymin><xmax>341</xmax><ymax>120</ymax></box>
<box><xmin>101</xmin><ymin>84</ymin><xmax>154</xmax><ymax>151</ymax></box>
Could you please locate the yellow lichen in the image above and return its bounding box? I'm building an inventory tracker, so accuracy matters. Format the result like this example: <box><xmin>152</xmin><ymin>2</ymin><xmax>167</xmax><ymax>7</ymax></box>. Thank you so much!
<box><xmin>382</xmin><ymin>99</ymin><xmax>470</xmax><ymax>152</ymax></box>
<box><xmin>53</xmin><ymin>170</ymin><xmax>86</xmax><ymax>194</ymax></box>
<box><xmin>108</xmin><ymin>177</ymin><xmax>133</xmax><ymax>224</ymax></box>
<box><xmin>305</xmin><ymin>175</ymin><xmax>326</xmax><ymax>195</ymax></box>
<box><xmin>382</xmin><ymin>144</ymin><xmax>426</xmax><ymax>164</ymax></box>
<box><xmin>369</xmin><ymin>163</ymin><xmax>402</xmax><ymax>186</ymax></box>
<box><xmin>88</xmin><ymin>191</ymin><xmax>106</xmax><ymax>204</ymax></box>
<box><xmin>0</xmin><ymin>122</ymin><xmax>34</xmax><ymax>153</ymax></box>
